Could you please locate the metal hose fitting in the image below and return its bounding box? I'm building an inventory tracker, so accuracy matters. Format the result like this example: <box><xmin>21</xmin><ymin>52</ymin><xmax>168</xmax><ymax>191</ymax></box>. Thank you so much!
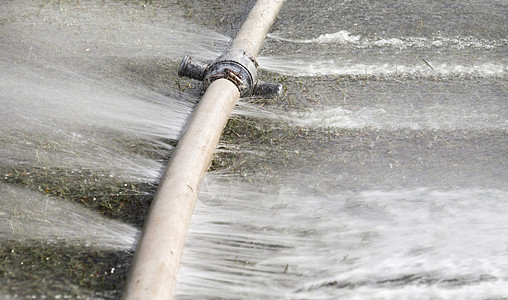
<box><xmin>178</xmin><ymin>51</ymin><xmax>281</xmax><ymax>98</ymax></box>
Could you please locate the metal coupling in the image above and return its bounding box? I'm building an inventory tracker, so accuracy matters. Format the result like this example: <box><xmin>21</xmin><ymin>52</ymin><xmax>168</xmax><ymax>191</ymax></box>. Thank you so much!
<box><xmin>178</xmin><ymin>56</ymin><xmax>208</xmax><ymax>81</ymax></box>
<box><xmin>203</xmin><ymin>50</ymin><xmax>257</xmax><ymax>97</ymax></box>
<box><xmin>178</xmin><ymin>51</ymin><xmax>282</xmax><ymax>98</ymax></box>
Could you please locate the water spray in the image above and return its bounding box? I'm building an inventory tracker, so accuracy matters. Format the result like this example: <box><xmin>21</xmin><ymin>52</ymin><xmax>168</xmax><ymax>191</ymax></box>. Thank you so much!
<box><xmin>122</xmin><ymin>0</ymin><xmax>286</xmax><ymax>299</ymax></box>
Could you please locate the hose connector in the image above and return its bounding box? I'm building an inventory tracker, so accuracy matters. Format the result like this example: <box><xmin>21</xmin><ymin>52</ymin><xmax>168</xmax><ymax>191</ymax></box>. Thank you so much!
<box><xmin>178</xmin><ymin>56</ymin><xmax>208</xmax><ymax>81</ymax></box>
<box><xmin>203</xmin><ymin>50</ymin><xmax>257</xmax><ymax>97</ymax></box>
<box><xmin>178</xmin><ymin>51</ymin><xmax>281</xmax><ymax>98</ymax></box>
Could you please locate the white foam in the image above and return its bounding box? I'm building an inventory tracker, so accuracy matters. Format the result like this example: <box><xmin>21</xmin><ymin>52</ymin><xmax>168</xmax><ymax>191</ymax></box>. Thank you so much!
<box><xmin>264</xmin><ymin>30</ymin><xmax>507</xmax><ymax>78</ymax></box>
<box><xmin>268</xmin><ymin>30</ymin><xmax>508</xmax><ymax>50</ymax></box>
<box><xmin>269</xmin><ymin>30</ymin><xmax>361</xmax><ymax>44</ymax></box>
<box><xmin>258</xmin><ymin>57</ymin><xmax>507</xmax><ymax>78</ymax></box>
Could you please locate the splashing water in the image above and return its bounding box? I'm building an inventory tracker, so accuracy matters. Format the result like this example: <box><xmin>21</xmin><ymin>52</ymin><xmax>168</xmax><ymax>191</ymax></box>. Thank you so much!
<box><xmin>269</xmin><ymin>30</ymin><xmax>362</xmax><ymax>44</ymax></box>
<box><xmin>0</xmin><ymin>183</ymin><xmax>138</xmax><ymax>250</ymax></box>
<box><xmin>0</xmin><ymin>59</ymin><xmax>190</xmax><ymax>181</ymax></box>
<box><xmin>261</xmin><ymin>29</ymin><xmax>507</xmax><ymax>78</ymax></box>
<box><xmin>176</xmin><ymin>175</ymin><xmax>508</xmax><ymax>300</ymax></box>
<box><xmin>175</xmin><ymin>0</ymin><xmax>508</xmax><ymax>299</ymax></box>
<box><xmin>234</xmin><ymin>97</ymin><xmax>507</xmax><ymax>131</ymax></box>
<box><xmin>0</xmin><ymin>0</ymin><xmax>231</xmax><ymax>182</ymax></box>
<box><xmin>259</xmin><ymin>57</ymin><xmax>506</xmax><ymax>78</ymax></box>
<box><xmin>0</xmin><ymin>1</ymin><xmax>231</xmax><ymax>297</ymax></box>
<box><xmin>0</xmin><ymin>1</ymin><xmax>233</xmax><ymax>296</ymax></box>
<box><xmin>268</xmin><ymin>30</ymin><xmax>507</xmax><ymax>49</ymax></box>
<box><xmin>1</xmin><ymin>0</ymin><xmax>507</xmax><ymax>299</ymax></box>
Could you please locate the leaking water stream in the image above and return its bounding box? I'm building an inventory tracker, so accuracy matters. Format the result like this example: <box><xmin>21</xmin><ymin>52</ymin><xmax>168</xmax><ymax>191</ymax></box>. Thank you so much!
<box><xmin>1</xmin><ymin>0</ymin><xmax>507</xmax><ymax>299</ymax></box>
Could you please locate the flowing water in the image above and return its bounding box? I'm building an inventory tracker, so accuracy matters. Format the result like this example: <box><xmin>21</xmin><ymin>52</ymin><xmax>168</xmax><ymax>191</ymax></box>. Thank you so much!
<box><xmin>0</xmin><ymin>0</ymin><xmax>228</xmax><ymax>297</ymax></box>
<box><xmin>177</xmin><ymin>1</ymin><xmax>508</xmax><ymax>299</ymax></box>
<box><xmin>1</xmin><ymin>0</ymin><xmax>507</xmax><ymax>299</ymax></box>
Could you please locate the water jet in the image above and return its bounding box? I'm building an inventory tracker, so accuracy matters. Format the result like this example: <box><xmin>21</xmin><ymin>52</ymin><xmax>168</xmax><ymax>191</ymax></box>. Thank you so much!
<box><xmin>123</xmin><ymin>1</ymin><xmax>287</xmax><ymax>298</ymax></box>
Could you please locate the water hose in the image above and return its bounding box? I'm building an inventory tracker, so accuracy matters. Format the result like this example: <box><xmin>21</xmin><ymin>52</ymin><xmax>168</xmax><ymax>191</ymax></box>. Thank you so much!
<box><xmin>122</xmin><ymin>0</ymin><xmax>286</xmax><ymax>298</ymax></box>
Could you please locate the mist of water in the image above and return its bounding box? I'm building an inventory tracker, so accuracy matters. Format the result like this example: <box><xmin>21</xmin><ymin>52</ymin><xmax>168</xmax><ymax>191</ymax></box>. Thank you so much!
<box><xmin>0</xmin><ymin>183</ymin><xmax>138</xmax><ymax>250</ymax></box>
<box><xmin>0</xmin><ymin>0</ymin><xmax>230</xmax><ymax>182</ymax></box>
<box><xmin>1</xmin><ymin>0</ymin><xmax>507</xmax><ymax>299</ymax></box>
<box><xmin>0</xmin><ymin>3</ymin><xmax>235</xmax><ymax>290</ymax></box>
<box><xmin>0</xmin><ymin>59</ymin><xmax>188</xmax><ymax>181</ymax></box>
<box><xmin>0</xmin><ymin>1</ymin><xmax>230</xmax><ymax>294</ymax></box>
